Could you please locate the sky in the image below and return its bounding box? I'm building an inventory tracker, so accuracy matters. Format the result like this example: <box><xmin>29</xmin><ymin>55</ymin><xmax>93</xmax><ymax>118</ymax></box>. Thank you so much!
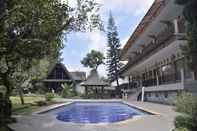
<box><xmin>62</xmin><ymin>0</ymin><xmax>155</xmax><ymax>76</ymax></box>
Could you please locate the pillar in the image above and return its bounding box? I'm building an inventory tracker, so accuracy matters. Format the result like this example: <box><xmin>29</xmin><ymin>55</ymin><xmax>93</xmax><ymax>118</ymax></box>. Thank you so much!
<box><xmin>156</xmin><ymin>71</ymin><xmax>159</xmax><ymax>87</ymax></box>
<box><xmin>85</xmin><ymin>87</ymin><xmax>88</xmax><ymax>96</ymax></box>
<box><xmin>128</xmin><ymin>76</ymin><xmax>131</xmax><ymax>89</ymax></box>
<box><xmin>181</xmin><ymin>68</ymin><xmax>185</xmax><ymax>85</ymax></box>
<box><xmin>101</xmin><ymin>86</ymin><xmax>104</xmax><ymax>99</ymax></box>
<box><xmin>173</xmin><ymin>19</ymin><xmax>179</xmax><ymax>34</ymax></box>
<box><xmin>141</xmin><ymin>87</ymin><xmax>145</xmax><ymax>102</ymax></box>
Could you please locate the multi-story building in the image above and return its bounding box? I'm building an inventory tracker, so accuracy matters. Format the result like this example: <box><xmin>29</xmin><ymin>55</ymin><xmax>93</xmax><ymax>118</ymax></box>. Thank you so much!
<box><xmin>120</xmin><ymin>0</ymin><xmax>197</xmax><ymax>104</ymax></box>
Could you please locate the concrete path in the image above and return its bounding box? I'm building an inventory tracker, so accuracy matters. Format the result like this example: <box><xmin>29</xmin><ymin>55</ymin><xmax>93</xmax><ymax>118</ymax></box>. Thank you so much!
<box><xmin>9</xmin><ymin>101</ymin><xmax>179</xmax><ymax>131</ymax></box>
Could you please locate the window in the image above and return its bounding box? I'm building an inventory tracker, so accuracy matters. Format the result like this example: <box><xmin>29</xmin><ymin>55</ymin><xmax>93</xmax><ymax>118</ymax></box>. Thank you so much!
<box><xmin>148</xmin><ymin>92</ymin><xmax>151</xmax><ymax>97</ymax></box>
<box><xmin>155</xmin><ymin>92</ymin><xmax>159</xmax><ymax>97</ymax></box>
<box><xmin>164</xmin><ymin>92</ymin><xmax>168</xmax><ymax>98</ymax></box>
<box><xmin>161</xmin><ymin>64</ymin><xmax>174</xmax><ymax>75</ymax></box>
<box><xmin>56</xmin><ymin>67</ymin><xmax>63</xmax><ymax>79</ymax></box>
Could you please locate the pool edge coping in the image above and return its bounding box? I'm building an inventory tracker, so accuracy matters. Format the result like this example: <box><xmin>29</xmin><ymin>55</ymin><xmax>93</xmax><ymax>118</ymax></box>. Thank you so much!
<box><xmin>32</xmin><ymin>99</ymin><xmax>161</xmax><ymax>125</ymax></box>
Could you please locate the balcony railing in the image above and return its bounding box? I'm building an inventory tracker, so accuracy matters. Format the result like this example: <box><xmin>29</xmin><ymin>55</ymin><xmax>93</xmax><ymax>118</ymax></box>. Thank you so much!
<box><xmin>142</xmin><ymin>72</ymin><xmax>181</xmax><ymax>87</ymax></box>
<box><xmin>120</xmin><ymin>18</ymin><xmax>187</xmax><ymax>75</ymax></box>
<box><xmin>128</xmin><ymin>25</ymin><xmax>175</xmax><ymax>68</ymax></box>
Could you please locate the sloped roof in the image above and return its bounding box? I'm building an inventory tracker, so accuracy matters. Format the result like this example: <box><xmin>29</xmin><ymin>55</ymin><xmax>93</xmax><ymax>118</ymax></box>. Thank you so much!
<box><xmin>81</xmin><ymin>70</ymin><xmax>109</xmax><ymax>87</ymax></box>
<box><xmin>70</xmin><ymin>71</ymin><xmax>86</xmax><ymax>81</ymax></box>
<box><xmin>44</xmin><ymin>63</ymin><xmax>73</xmax><ymax>80</ymax></box>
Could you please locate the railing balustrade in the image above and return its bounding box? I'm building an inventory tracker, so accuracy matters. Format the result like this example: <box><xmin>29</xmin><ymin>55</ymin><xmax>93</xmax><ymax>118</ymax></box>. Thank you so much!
<box><xmin>141</xmin><ymin>72</ymin><xmax>181</xmax><ymax>87</ymax></box>
<box><xmin>126</xmin><ymin>25</ymin><xmax>175</xmax><ymax>69</ymax></box>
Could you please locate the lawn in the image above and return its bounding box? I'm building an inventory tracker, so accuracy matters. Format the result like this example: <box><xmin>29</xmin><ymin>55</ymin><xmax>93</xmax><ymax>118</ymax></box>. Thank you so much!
<box><xmin>11</xmin><ymin>95</ymin><xmax>46</xmax><ymax>114</ymax></box>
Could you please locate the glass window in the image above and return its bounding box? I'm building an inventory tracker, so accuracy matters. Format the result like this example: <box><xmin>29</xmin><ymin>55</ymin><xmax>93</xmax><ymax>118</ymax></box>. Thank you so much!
<box><xmin>161</xmin><ymin>64</ymin><xmax>174</xmax><ymax>75</ymax></box>
<box><xmin>155</xmin><ymin>92</ymin><xmax>159</xmax><ymax>97</ymax></box>
<box><xmin>148</xmin><ymin>92</ymin><xmax>151</xmax><ymax>97</ymax></box>
<box><xmin>175</xmin><ymin>59</ymin><xmax>184</xmax><ymax>80</ymax></box>
<box><xmin>164</xmin><ymin>92</ymin><xmax>168</xmax><ymax>98</ymax></box>
<box><xmin>184</xmin><ymin>59</ymin><xmax>192</xmax><ymax>79</ymax></box>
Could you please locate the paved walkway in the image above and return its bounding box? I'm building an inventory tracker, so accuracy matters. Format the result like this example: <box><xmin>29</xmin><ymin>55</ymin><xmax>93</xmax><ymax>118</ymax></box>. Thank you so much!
<box><xmin>9</xmin><ymin>101</ymin><xmax>179</xmax><ymax>131</ymax></box>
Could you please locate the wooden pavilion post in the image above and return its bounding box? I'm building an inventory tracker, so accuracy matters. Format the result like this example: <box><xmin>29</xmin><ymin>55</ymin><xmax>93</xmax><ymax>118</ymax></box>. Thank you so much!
<box><xmin>101</xmin><ymin>86</ymin><xmax>104</xmax><ymax>99</ymax></box>
<box><xmin>85</xmin><ymin>86</ymin><xmax>88</xmax><ymax>97</ymax></box>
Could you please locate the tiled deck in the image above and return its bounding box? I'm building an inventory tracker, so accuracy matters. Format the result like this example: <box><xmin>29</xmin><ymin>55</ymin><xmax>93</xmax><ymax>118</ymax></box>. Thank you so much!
<box><xmin>9</xmin><ymin>100</ymin><xmax>180</xmax><ymax>131</ymax></box>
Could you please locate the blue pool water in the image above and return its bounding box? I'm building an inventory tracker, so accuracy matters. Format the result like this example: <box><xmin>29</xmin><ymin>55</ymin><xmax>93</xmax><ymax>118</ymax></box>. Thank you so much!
<box><xmin>56</xmin><ymin>102</ymin><xmax>149</xmax><ymax>124</ymax></box>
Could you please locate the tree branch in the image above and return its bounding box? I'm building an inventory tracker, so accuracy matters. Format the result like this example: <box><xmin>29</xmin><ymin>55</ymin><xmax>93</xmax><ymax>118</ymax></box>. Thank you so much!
<box><xmin>0</xmin><ymin>5</ymin><xmax>22</xmax><ymax>22</ymax></box>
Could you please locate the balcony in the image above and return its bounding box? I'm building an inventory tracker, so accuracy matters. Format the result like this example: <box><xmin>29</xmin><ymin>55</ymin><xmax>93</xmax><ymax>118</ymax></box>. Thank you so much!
<box><xmin>142</xmin><ymin>72</ymin><xmax>181</xmax><ymax>87</ymax></box>
<box><xmin>121</xmin><ymin>18</ymin><xmax>186</xmax><ymax>74</ymax></box>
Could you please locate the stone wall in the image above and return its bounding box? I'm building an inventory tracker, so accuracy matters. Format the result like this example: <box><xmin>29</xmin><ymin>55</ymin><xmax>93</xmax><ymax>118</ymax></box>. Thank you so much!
<box><xmin>145</xmin><ymin>91</ymin><xmax>178</xmax><ymax>105</ymax></box>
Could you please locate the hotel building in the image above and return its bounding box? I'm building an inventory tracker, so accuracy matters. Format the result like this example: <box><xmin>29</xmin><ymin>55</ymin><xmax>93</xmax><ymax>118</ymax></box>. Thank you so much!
<box><xmin>120</xmin><ymin>0</ymin><xmax>197</xmax><ymax>104</ymax></box>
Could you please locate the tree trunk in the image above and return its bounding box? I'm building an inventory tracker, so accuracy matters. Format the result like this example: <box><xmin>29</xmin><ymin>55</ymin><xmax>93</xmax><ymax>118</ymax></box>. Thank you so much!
<box><xmin>2</xmin><ymin>74</ymin><xmax>13</xmax><ymax>120</ymax></box>
<box><xmin>116</xmin><ymin>78</ymin><xmax>121</xmax><ymax>98</ymax></box>
<box><xmin>192</xmin><ymin>55</ymin><xmax>197</xmax><ymax>80</ymax></box>
<box><xmin>116</xmin><ymin>78</ymin><xmax>119</xmax><ymax>88</ymax></box>
<box><xmin>193</xmin><ymin>63</ymin><xmax>197</xmax><ymax>80</ymax></box>
<box><xmin>18</xmin><ymin>87</ymin><xmax>24</xmax><ymax>105</ymax></box>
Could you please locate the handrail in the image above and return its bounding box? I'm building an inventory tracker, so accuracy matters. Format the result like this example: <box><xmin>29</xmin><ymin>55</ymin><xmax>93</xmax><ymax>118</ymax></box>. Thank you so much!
<box><xmin>142</xmin><ymin>72</ymin><xmax>181</xmax><ymax>87</ymax></box>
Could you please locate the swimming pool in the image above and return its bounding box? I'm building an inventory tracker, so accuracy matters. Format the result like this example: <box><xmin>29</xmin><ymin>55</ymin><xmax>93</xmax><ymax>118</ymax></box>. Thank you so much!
<box><xmin>55</xmin><ymin>102</ymin><xmax>150</xmax><ymax>124</ymax></box>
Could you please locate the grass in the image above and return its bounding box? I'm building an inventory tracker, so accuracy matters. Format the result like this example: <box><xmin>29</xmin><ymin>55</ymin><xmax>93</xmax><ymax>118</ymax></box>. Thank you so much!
<box><xmin>11</xmin><ymin>95</ymin><xmax>46</xmax><ymax>114</ymax></box>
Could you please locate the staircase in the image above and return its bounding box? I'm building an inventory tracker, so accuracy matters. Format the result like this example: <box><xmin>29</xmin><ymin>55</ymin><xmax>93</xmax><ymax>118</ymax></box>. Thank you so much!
<box><xmin>127</xmin><ymin>88</ymin><xmax>142</xmax><ymax>101</ymax></box>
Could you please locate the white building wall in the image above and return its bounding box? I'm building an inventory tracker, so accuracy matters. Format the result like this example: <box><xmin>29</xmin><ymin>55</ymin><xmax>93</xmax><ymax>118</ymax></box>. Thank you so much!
<box><xmin>75</xmin><ymin>83</ymin><xmax>85</xmax><ymax>94</ymax></box>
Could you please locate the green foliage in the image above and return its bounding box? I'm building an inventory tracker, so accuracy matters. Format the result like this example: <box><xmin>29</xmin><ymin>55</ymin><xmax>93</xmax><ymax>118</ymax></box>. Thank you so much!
<box><xmin>0</xmin><ymin>0</ymin><xmax>102</xmax><ymax>96</ymax></box>
<box><xmin>175</xmin><ymin>92</ymin><xmax>197</xmax><ymax>116</ymax></box>
<box><xmin>35</xmin><ymin>100</ymin><xmax>47</xmax><ymax>106</ymax></box>
<box><xmin>0</xmin><ymin>0</ymin><xmax>102</xmax><ymax>122</ymax></box>
<box><xmin>81</xmin><ymin>50</ymin><xmax>105</xmax><ymax>70</ymax></box>
<box><xmin>174</xmin><ymin>92</ymin><xmax>197</xmax><ymax>131</ymax></box>
<box><xmin>45</xmin><ymin>93</ymin><xmax>54</xmax><ymax>101</ymax></box>
<box><xmin>106</xmin><ymin>12</ymin><xmax>121</xmax><ymax>88</ymax></box>
<box><xmin>173</xmin><ymin>127</ymin><xmax>189</xmax><ymax>131</ymax></box>
<box><xmin>174</xmin><ymin>115</ymin><xmax>194</xmax><ymax>131</ymax></box>
<box><xmin>61</xmin><ymin>83</ymin><xmax>75</xmax><ymax>98</ymax></box>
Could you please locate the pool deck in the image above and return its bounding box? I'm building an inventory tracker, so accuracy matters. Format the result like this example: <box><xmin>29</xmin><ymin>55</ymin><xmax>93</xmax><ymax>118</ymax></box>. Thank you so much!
<box><xmin>9</xmin><ymin>100</ymin><xmax>180</xmax><ymax>131</ymax></box>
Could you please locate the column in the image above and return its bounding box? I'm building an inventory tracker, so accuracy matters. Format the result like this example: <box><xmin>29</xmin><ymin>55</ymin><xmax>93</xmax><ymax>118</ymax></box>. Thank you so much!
<box><xmin>156</xmin><ymin>71</ymin><xmax>159</xmax><ymax>87</ymax></box>
<box><xmin>85</xmin><ymin>86</ymin><xmax>88</xmax><ymax>96</ymax></box>
<box><xmin>128</xmin><ymin>76</ymin><xmax>131</xmax><ymax>89</ymax></box>
<box><xmin>152</xmin><ymin>69</ymin><xmax>155</xmax><ymax>86</ymax></box>
<box><xmin>101</xmin><ymin>86</ymin><xmax>104</xmax><ymax>98</ymax></box>
<box><xmin>173</xmin><ymin>19</ymin><xmax>179</xmax><ymax>34</ymax></box>
<box><xmin>141</xmin><ymin>87</ymin><xmax>145</xmax><ymax>102</ymax></box>
<box><xmin>181</xmin><ymin>68</ymin><xmax>185</xmax><ymax>85</ymax></box>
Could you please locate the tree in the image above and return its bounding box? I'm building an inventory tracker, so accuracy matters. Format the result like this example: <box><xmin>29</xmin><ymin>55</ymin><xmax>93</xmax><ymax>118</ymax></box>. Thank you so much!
<box><xmin>175</xmin><ymin>0</ymin><xmax>197</xmax><ymax>79</ymax></box>
<box><xmin>0</xmin><ymin>0</ymin><xmax>102</xmax><ymax>125</ymax></box>
<box><xmin>173</xmin><ymin>92</ymin><xmax>197</xmax><ymax>131</ymax></box>
<box><xmin>106</xmin><ymin>12</ymin><xmax>121</xmax><ymax>90</ymax></box>
<box><xmin>81</xmin><ymin>50</ymin><xmax>105</xmax><ymax>70</ymax></box>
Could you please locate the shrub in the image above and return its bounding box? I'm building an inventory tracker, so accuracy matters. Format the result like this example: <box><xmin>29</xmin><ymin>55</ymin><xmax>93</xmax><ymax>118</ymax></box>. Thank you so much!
<box><xmin>174</xmin><ymin>92</ymin><xmax>197</xmax><ymax>131</ymax></box>
<box><xmin>174</xmin><ymin>115</ymin><xmax>194</xmax><ymax>131</ymax></box>
<box><xmin>35</xmin><ymin>101</ymin><xmax>47</xmax><ymax>106</ymax></box>
<box><xmin>61</xmin><ymin>84</ymin><xmax>76</xmax><ymax>98</ymax></box>
<box><xmin>173</xmin><ymin>127</ymin><xmax>189</xmax><ymax>131</ymax></box>
<box><xmin>45</xmin><ymin>93</ymin><xmax>54</xmax><ymax>101</ymax></box>
<box><xmin>175</xmin><ymin>92</ymin><xmax>197</xmax><ymax>116</ymax></box>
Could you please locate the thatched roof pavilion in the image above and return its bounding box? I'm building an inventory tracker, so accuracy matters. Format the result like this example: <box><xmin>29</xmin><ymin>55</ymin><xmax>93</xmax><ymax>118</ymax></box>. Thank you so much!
<box><xmin>80</xmin><ymin>70</ymin><xmax>110</xmax><ymax>98</ymax></box>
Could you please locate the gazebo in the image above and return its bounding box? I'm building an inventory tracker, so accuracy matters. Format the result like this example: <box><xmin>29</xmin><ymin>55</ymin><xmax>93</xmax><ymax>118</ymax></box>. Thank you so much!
<box><xmin>80</xmin><ymin>70</ymin><xmax>110</xmax><ymax>98</ymax></box>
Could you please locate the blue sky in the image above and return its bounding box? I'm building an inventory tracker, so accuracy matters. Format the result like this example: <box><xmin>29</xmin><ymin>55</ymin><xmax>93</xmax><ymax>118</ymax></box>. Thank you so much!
<box><xmin>62</xmin><ymin>0</ymin><xmax>154</xmax><ymax>76</ymax></box>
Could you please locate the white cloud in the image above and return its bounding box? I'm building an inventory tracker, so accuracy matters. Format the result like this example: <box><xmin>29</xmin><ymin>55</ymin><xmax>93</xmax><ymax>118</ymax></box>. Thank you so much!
<box><xmin>75</xmin><ymin>31</ymin><xmax>107</xmax><ymax>56</ymax></box>
<box><xmin>64</xmin><ymin>0</ymin><xmax>155</xmax><ymax>77</ymax></box>
<box><xmin>81</xmin><ymin>31</ymin><xmax>108</xmax><ymax>77</ymax></box>
<box><xmin>86</xmin><ymin>31</ymin><xmax>107</xmax><ymax>53</ymax></box>
<box><xmin>97</xmin><ymin>0</ymin><xmax>154</xmax><ymax>15</ymax></box>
